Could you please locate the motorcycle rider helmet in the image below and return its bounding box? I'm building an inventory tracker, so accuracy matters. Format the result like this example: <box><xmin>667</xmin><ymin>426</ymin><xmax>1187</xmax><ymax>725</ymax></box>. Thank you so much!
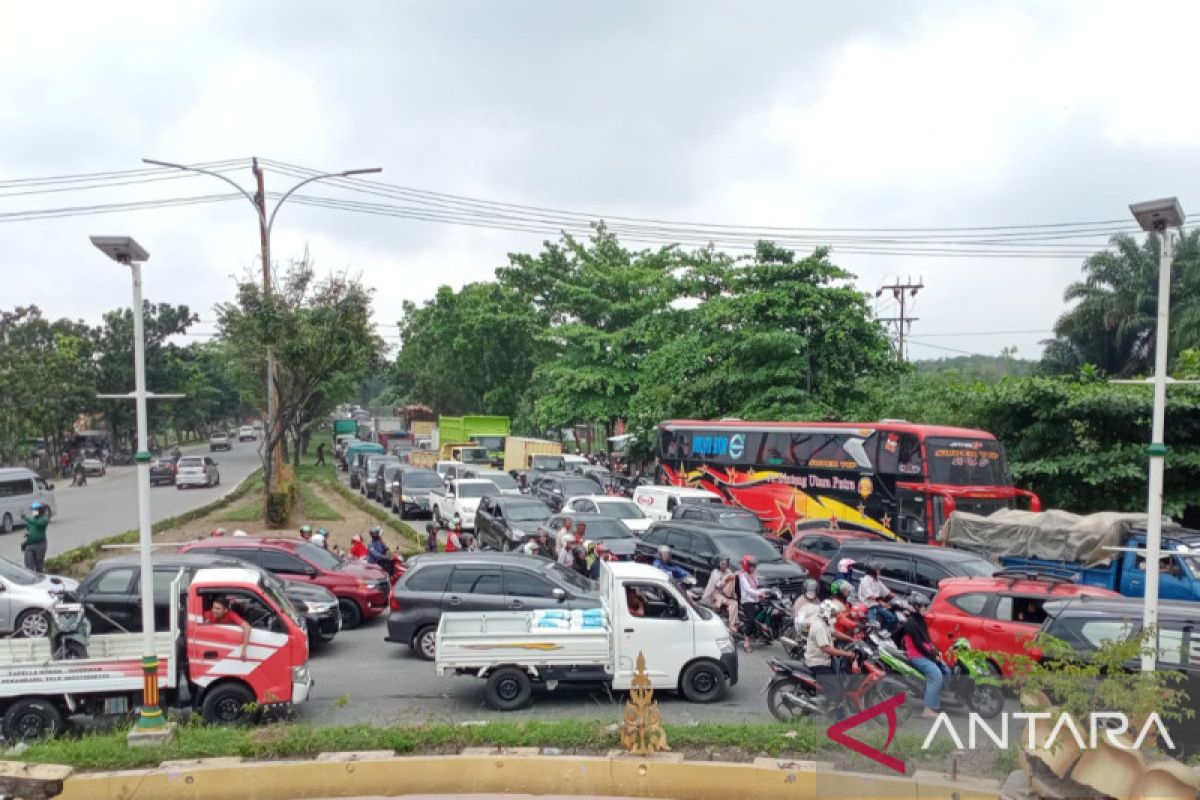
<box><xmin>802</xmin><ymin>578</ymin><xmax>819</xmax><ymax>599</ymax></box>
<box><xmin>830</xmin><ymin>579</ymin><xmax>845</xmax><ymax>596</ymax></box>
<box><xmin>299</xmin><ymin>524</ymin><xmax>313</xmax><ymax>537</ymax></box>
<box><xmin>818</xmin><ymin>599</ymin><xmax>839</xmax><ymax>622</ymax></box>
<box><xmin>741</xmin><ymin>555</ymin><xmax>757</xmax><ymax>571</ymax></box>
<box><xmin>837</xmin><ymin>557</ymin><xmax>857</xmax><ymax>574</ymax></box>
<box><xmin>370</xmin><ymin>527</ymin><xmax>384</xmax><ymax>539</ymax></box>
<box><xmin>951</xmin><ymin>637</ymin><xmax>971</xmax><ymax>652</ymax></box>
<box><xmin>369</xmin><ymin>525</ymin><xmax>382</xmax><ymax>536</ymax></box>
<box><xmin>30</xmin><ymin>501</ymin><xmax>45</xmax><ymax>513</ymax></box>
<box><xmin>907</xmin><ymin>591</ymin><xmax>931</xmax><ymax>610</ymax></box>
<box><xmin>657</xmin><ymin>545</ymin><xmax>671</xmax><ymax>559</ymax></box>
<box><xmin>451</xmin><ymin>514</ymin><xmax>463</xmax><ymax>530</ymax></box>
<box><xmin>232</xmin><ymin>529</ymin><xmax>248</xmax><ymax>537</ymax></box>
<box><xmin>210</xmin><ymin>527</ymin><xmax>227</xmax><ymax>538</ymax></box>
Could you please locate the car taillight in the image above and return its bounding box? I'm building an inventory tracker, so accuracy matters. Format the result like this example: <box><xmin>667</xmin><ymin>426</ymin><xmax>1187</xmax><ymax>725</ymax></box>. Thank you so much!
<box><xmin>389</xmin><ymin>596</ymin><xmax>402</xmax><ymax>611</ymax></box>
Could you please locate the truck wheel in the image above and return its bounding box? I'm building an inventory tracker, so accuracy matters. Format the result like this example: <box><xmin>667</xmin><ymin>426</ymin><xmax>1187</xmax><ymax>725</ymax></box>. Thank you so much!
<box><xmin>15</xmin><ymin>609</ymin><xmax>50</xmax><ymax>638</ymax></box>
<box><xmin>485</xmin><ymin>667</ymin><xmax>532</xmax><ymax>711</ymax></box>
<box><xmin>680</xmin><ymin>660</ymin><xmax>727</xmax><ymax>703</ymax></box>
<box><xmin>201</xmin><ymin>683</ymin><xmax>256</xmax><ymax>725</ymax></box>
<box><xmin>412</xmin><ymin>626</ymin><xmax>437</xmax><ymax>661</ymax></box>
<box><xmin>3</xmin><ymin>698</ymin><xmax>63</xmax><ymax>741</ymax></box>
<box><xmin>337</xmin><ymin>599</ymin><xmax>363</xmax><ymax>629</ymax></box>
<box><xmin>0</xmin><ymin>513</ymin><xmax>11</xmax><ymax>534</ymax></box>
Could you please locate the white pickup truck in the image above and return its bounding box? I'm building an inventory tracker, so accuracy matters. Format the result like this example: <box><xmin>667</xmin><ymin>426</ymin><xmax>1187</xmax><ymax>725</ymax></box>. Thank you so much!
<box><xmin>429</xmin><ymin>478</ymin><xmax>501</xmax><ymax>529</ymax></box>
<box><xmin>435</xmin><ymin>561</ymin><xmax>737</xmax><ymax>710</ymax></box>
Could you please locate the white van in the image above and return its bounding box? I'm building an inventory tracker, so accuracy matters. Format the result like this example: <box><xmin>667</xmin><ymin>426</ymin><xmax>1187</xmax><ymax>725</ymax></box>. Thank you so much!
<box><xmin>0</xmin><ymin>468</ymin><xmax>57</xmax><ymax>534</ymax></box>
<box><xmin>631</xmin><ymin>485</ymin><xmax>724</xmax><ymax>522</ymax></box>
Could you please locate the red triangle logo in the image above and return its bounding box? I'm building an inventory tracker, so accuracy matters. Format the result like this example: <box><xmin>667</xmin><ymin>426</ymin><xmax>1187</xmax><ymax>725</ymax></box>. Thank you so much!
<box><xmin>825</xmin><ymin>692</ymin><xmax>907</xmax><ymax>774</ymax></box>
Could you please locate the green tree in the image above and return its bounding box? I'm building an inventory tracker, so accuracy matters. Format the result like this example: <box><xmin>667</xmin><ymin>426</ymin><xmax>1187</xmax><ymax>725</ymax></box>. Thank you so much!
<box><xmin>217</xmin><ymin>255</ymin><xmax>382</xmax><ymax>486</ymax></box>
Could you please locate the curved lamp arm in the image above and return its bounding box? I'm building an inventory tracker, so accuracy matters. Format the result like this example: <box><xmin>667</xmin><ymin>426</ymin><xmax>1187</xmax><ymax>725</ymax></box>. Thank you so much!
<box><xmin>266</xmin><ymin>168</ymin><xmax>382</xmax><ymax>235</ymax></box>
<box><xmin>142</xmin><ymin>158</ymin><xmax>265</xmax><ymax>224</ymax></box>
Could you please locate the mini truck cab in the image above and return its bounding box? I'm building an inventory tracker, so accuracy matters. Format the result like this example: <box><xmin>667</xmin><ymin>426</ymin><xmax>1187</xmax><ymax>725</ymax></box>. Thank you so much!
<box><xmin>0</xmin><ymin>568</ymin><xmax>311</xmax><ymax>739</ymax></box>
<box><xmin>435</xmin><ymin>561</ymin><xmax>736</xmax><ymax>711</ymax></box>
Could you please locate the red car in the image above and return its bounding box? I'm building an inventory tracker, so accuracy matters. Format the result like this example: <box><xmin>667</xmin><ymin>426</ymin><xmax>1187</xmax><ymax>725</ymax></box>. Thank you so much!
<box><xmin>924</xmin><ymin>573</ymin><xmax>1119</xmax><ymax>674</ymax></box>
<box><xmin>783</xmin><ymin>529</ymin><xmax>880</xmax><ymax>579</ymax></box>
<box><xmin>179</xmin><ymin>537</ymin><xmax>390</xmax><ymax>629</ymax></box>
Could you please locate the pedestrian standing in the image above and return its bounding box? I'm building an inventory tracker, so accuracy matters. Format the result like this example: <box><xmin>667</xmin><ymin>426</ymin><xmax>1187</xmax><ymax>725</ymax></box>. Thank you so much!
<box><xmin>315</xmin><ymin>442</ymin><xmax>326</xmax><ymax>467</ymax></box>
<box><xmin>58</xmin><ymin>452</ymin><xmax>70</xmax><ymax>479</ymax></box>
<box><xmin>424</xmin><ymin>523</ymin><xmax>440</xmax><ymax>553</ymax></box>
<box><xmin>20</xmin><ymin>502</ymin><xmax>50</xmax><ymax>573</ymax></box>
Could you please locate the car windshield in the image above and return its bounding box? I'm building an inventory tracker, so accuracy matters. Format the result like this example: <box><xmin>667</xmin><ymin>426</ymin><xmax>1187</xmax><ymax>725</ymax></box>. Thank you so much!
<box><xmin>547</xmin><ymin>562</ymin><xmax>595</xmax><ymax>592</ymax></box>
<box><xmin>926</xmin><ymin>436</ymin><xmax>1011</xmax><ymax>487</ymax></box>
<box><xmin>402</xmin><ymin>471</ymin><xmax>443</xmax><ymax>489</ymax></box>
<box><xmin>458</xmin><ymin>448</ymin><xmax>490</xmax><ymax>464</ymax></box>
<box><xmin>597</xmin><ymin>500</ymin><xmax>645</xmax><ymax>520</ymax></box>
<box><xmin>506</xmin><ymin>503</ymin><xmax>551</xmax><ymax>522</ymax></box>
<box><xmin>478</xmin><ymin>473</ymin><xmax>518</xmax><ymax>490</ymax></box>
<box><xmin>680</xmin><ymin>495</ymin><xmax>723</xmax><ymax>507</ymax></box>
<box><xmin>0</xmin><ymin>557</ymin><xmax>40</xmax><ymax>585</ymax></box>
<box><xmin>713</xmin><ymin>534</ymin><xmax>784</xmax><ymax>563</ymax></box>
<box><xmin>458</xmin><ymin>481</ymin><xmax>500</xmax><ymax>498</ymax></box>
<box><xmin>717</xmin><ymin>512</ymin><xmax>762</xmax><ymax>531</ymax></box>
<box><xmin>295</xmin><ymin>542</ymin><xmax>340</xmax><ymax>570</ymax></box>
<box><xmin>261</xmin><ymin>575</ymin><xmax>305</xmax><ymax>628</ymax></box>
<box><xmin>474</xmin><ymin>436</ymin><xmax>505</xmax><ymax>451</ymax></box>
<box><xmin>575</xmin><ymin>518</ymin><xmax>631</xmax><ymax>540</ymax></box>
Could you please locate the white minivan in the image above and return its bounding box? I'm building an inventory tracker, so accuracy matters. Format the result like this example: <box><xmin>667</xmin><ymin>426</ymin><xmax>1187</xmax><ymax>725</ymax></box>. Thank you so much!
<box><xmin>0</xmin><ymin>468</ymin><xmax>57</xmax><ymax>534</ymax></box>
<box><xmin>631</xmin><ymin>485</ymin><xmax>725</xmax><ymax>522</ymax></box>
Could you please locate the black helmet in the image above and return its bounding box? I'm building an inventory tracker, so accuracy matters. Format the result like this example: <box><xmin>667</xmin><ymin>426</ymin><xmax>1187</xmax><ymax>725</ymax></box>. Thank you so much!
<box><xmin>907</xmin><ymin>591</ymin><xmax>931</xmax><ymax>609</ymax></box>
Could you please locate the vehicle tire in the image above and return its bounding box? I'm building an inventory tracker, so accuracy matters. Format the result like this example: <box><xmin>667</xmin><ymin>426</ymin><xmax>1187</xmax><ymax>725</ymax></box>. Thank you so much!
<box><xmin>337</xmin><ymin>598</ymin><xmax>363</xmax><ymax>629</ymax></box>
<box><xmin>412</xmin><ymin>625</ymin><xmax>437</xmax><ymax>661</ymax></box>
<box><xmin>679</xmin><ymin>660</ymin><xmax>727</xmax><ymax>703</ymax></box>
<box><xmin>200</xmin><ymin>682</ymin><xmax>256</xmax><ymax>726</ymax></box>
<box><xmin>0</xmin><ymin>513</ymin><xmax>11</xmax><ymax>534</ymax></box>
<box><xmin>484</xmin><ymin>667</ymin><xmax>532</xmax><ymax>711</ymax></box>
<box><xmin>15</xmin><ymin>609</ymin><xmax>50</xmax><ymax>638</ymax></box>
<box><xmin>767</xmin><ymin>677</ymin><xmax>816</xmax><ymax>722</ymax></box>
<box><xmin>3</xmin><ymin>698</ymin><xmax>64</xmax><ymax>741</ymax></box>
<box><xmin>868</xmin><ymin>676</ymin><xmax>915</xmax><ymax>726</ymax></box>
<box><xmin>967</xmin><ymin>663</ymin><xmax>1005</xmax><ymax>719</ymax></box>
<box><xmin>62</xmin><ymin>640</ymin><xmax>88</xmax><ymax>659</ymax></box>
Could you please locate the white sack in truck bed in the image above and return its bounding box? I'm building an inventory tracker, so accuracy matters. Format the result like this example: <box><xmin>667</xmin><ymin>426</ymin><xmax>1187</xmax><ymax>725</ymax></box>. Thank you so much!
<box><xmin>938</xmin><ymin>509</ymin><xmax>1179</xmax><ymax>567</ymax></box>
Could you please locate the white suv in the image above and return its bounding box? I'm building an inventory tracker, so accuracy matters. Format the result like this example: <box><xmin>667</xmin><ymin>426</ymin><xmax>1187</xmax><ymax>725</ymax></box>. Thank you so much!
<box><xmin>631</xmin><ymin>485</ymin><xmax>725</xmax><ymax>522</ymax></box>
<box><xmin>562</xmin><ymin>495</ymin><xmax>653</xmax><ymax>533</ymax></box>
<box><xmin>175</xmin><ymin>456</ymin><xmax>221</xmax><ymax>489</ymax></box>
<box><xmin>238</xmin><ymin>426</ymin><xmax>256</xmax><ymax>442</ymax></box>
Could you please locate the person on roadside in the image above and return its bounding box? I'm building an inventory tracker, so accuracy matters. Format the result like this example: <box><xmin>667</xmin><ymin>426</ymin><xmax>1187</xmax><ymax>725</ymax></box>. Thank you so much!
<box><xmin>804</xmin><ymin>600</ymin><xmax>856</xmax><ymax>715</ymax></box>
<box><xmin>299</xmin><ymin>524</ymin><xmax>313</xmax><ymax>542</ymax></box>
<box><xmin>524</xmin><ymin>529</ymin><xmax>552</xmax><ymax>558</ymax></box>
<box><xmin>59</xmin><ymin>452</ymin><xmax>70</xmax><ymax>479</ymax></box>
<box><xmin>900</xmin><ymin>592</ymin><xmax>949</xmax><ymax>718</ymax></box>
<box><xmin>366</xmin><ymin>526</ymin><xmax>393</xmax><ymax>572</ymax></box>
<box><xmin>792</xmin><ymin>578</ymin><xmax>822</xmax><ymax>637</ymax></box>
<box><xmin>858</xmin><ymin>563</ymin><xmax>897</xmax><ymax>630</ymax></box>
<box><xmin>701</xmin><ymin>555</ymin><xmax>740</xmax><ymax>630</ymax></box>
<box><xmin>588</xmin><ymin>542</ymin><xmax>610</xmax><ymax>580</ymax></box>
<box><xmin>652</xmin><ymin>545</ymin><xmax>690</xmax><ymax>582</ymax></box>
<box><xmin>315</xmin><ymin>442</ymin><xmax>326</xmax><ymax>467</ymax></box>
<box><xmin>424</xmin><ymin>523</ymin><xmax>439</xmax><ymax>553</ymax></box>
<box><xmin>737</xmin><ymin>555</ymin><xmax>767</xmax><ymax>651</ymax></box>
<box><xmin>445</xmin><ymin>520</ymin><xmax>464</xmax><ymax>553</ymax></box>
<box><xmin>349</xmin><ymin>534</ymin><xmax>368</xmax><ymax>560</ymax></box>
<box><xmin>202</xmin><ymin>596</ymin><xmax>252</xmax><ymax>660</ymax></box>
<box><xmin>571</xmin><ymin>542</ymin><xmax>589</xmax><ymax>576</ymax></box>
<box><xmin>20</xmin><ymin>501</ymin><xmax>50</xmax><ymax>572</ymax></box>
<box><xmin>555</xmin><ymin>519</ymin><xmax>576</xmax><ymax>558</ymax></box>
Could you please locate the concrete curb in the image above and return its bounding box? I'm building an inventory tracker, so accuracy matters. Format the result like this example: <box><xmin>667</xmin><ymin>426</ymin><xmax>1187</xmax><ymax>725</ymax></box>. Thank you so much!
<box><xmin>52</xmin><ymin>752</ymin><xmax>1002</xmax><ymax>800</ymax></box>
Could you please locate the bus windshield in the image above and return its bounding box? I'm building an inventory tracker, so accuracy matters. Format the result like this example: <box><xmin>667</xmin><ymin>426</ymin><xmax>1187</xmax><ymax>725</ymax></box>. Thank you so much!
<box><xmin>925</xmin><ymin>437</ymin><xmax>1009</xmax><ymax>486</ymax></box>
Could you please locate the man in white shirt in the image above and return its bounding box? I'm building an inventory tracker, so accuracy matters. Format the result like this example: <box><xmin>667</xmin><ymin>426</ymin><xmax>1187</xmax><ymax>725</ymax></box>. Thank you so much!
<box><xmin>858</xmin><ymin>563</ymin><xmax>897</xmax><ymax>630</ymax></box>
<box><xmin>804</xmin><ymin>600</ymin><xmax>855</xmax><ymax>713</ymax></box>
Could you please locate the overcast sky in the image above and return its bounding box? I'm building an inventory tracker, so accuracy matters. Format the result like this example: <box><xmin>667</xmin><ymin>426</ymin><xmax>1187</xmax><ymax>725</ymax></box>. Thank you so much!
<box><xmin>3</xmin><ymin>1</ymin><xmax>1198</xmax><ymax>362</ymax></box>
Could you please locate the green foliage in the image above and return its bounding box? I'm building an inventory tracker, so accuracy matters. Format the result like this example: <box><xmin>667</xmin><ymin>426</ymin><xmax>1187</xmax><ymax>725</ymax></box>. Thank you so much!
<box><xmin>295</xmin><ymin>481</ymin><xmax>342</xmax><ymax>521</ymax></box>
<box><xmin>297</xmin><ymin>461</ymin><xmax>419</xmax><ymax>550</ymax></box>
<box><xmin>914</xmin><ymin>353</ymin><xmax>1036</xmax><ymax>382</ymax></box>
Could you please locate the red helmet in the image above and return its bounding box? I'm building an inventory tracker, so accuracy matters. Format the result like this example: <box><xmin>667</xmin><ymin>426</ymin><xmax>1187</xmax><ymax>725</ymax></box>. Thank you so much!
<box><xmin>741</xmin><ymin>555</ymin><xmax>757</xmax><ymax>571</ymax></box>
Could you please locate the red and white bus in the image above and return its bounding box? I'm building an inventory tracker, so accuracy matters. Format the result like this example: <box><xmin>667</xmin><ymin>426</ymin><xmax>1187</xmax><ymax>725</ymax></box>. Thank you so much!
<box><xmin>655</xmin><ymin>419</ymin><xmax>1040</xmax><ymax>542</ymax></box>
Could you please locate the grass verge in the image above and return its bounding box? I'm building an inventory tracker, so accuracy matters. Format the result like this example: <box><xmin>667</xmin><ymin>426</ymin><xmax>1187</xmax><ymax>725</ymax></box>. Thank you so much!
<box><xmin>295</xmin><ymin>480</ymin><xmax>343</xmax><ymax>521</ymax></box>
<box><xmin>14</xmin><ymin>719</ymin><xmax>952</xmax><ymax>773</ymax></box>
<box><xmin>296</xmin><ymin>461</ymin><xmax>420</xmax><ymax>550</ymax></box>
<box><xmin>220</xmin><ymin>495</ymin><xmax>266</xmax><ymax>523</ymax></box>
<box><xmin>44</xmin><ymin>469</ymin><xmax>264</xmax><ymax>576</ymax></box>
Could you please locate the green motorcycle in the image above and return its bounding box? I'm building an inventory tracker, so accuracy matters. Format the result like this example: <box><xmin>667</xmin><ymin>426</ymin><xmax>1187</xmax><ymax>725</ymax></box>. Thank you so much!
<box><xmin>870</xmin><ymin>631</ymin><xmax>1004</xmax><ymax>719</ymax></box>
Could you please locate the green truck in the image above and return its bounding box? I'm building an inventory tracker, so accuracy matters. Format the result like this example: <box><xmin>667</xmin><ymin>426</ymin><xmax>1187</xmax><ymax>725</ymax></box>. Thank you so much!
<box><xmin>333</xmin><ymin>418</ymin><xmax>358</xmax><ymax>442</ymax></box>
<box><xmin>439</xmin><ymin>415</ymin><xmax>510</xmax><ymax>465</ymax></box>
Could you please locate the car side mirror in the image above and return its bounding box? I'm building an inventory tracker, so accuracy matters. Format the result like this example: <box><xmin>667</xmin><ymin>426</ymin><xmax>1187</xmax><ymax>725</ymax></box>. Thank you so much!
<box><xmin>552</xmin><ymin>588</ymin><xmax>567</xmax><ymax>602</ymax></box>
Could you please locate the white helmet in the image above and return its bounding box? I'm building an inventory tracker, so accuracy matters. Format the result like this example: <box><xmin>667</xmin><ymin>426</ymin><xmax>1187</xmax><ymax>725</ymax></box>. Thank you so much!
<box><xmin>838</xmin><ymin>558</ymin><xmax>857</xmax><ymax>574</ymax></box>
<box><xmin>232</xmin><ymin>529</ymin><xmax>248</xmax><ymax>538</ymax></box>
<box><xmin>818</xmin><ymin>599</ymin><xmax>840</xmax><ymax>622</ymax></box>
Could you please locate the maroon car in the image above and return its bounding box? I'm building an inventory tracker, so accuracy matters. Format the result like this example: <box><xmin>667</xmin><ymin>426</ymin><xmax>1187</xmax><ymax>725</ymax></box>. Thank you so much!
<box><xmin>179</xmin><ymin>537</ymin><xmax>389</xmax><ymax>628</ymax></box>
<box><xmin>783</xmin><ymin>529</ymin><xmax>881</xmax><ymax>579</ymax></box>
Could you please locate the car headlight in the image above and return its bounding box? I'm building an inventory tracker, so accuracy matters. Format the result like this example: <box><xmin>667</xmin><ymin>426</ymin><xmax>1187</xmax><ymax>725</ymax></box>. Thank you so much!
<box><xmin>304</xmin><ymin>601</ymin><xmax>335</xmax><ymax>614</ymax></box>
<box><xmin>358</xmin><ymin>579</ymin><xmax>376</xmax><ymax>588</ymax></box>
<box><xmin>717</xmin><ymin>637</ymin><xmax>735</xmax><ymax>654</ymax></box>
<box><xmin>292</xmin><ymin>665</ymin><xmax>311</xmax><ymax>683</ymax></box>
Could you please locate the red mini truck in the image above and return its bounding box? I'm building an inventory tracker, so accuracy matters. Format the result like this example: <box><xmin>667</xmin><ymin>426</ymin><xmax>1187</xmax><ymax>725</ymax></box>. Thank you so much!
<box><xmin>0</xmin><ymin>567</ymin><xmax>312</xmax><ymax>739</ymax></box>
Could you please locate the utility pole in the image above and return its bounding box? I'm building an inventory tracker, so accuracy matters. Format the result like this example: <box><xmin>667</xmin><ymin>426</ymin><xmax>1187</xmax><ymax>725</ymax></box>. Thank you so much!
<box><xmin>876</xmin><ymin>276</ymin><xmax>924</xmax><ymax>361</ymax></box>
<box><xmin>252</xmin><ymin>158</ymin><xmax>282</xmax><ymax>488</ymax></box>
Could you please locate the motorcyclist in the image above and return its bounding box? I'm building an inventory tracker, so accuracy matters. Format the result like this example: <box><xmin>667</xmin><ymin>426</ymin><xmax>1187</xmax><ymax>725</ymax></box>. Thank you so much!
<box><xmin>424</xmin><ymin>523</ymin><xmax>440</xmax><ymax>553</ymax></box>
<box><xmin>299</xmin><ymin>524</ymin><xmax>313</xmax><ymax>541</ymax></box>
<box><xmin>445</xmin><ymin>518</ymin><xmax>465</xmax><ymax>553</ymax></box>
<box><xmin>571</xmin><ymin>542</ymin><xmax>589</xmax><ymax>576</ymax></box>
<box><xmin>349</xmin><ymin>534</ymin><xmax>368</xmax><ymax>560</ymax></box>
<box><xmin>72</xmin><ymin>461</ymin><xmax>87</xmax><ymax>486</ymax></box>
<box><xmin>523</xmin><ymin>529</ymin><xmax>552</xmax><ymax>558</ymax></box>
<box><xmin>701</xmin><ymin>555</ymin><xmax>740</xmax><ymax>630</ymax></box>
<box><xmin>835</xmin><ymin>557</ymin><xmax>857</xmax><ymax>586</ymax></box>
<box><xmin>804</xmin><ymin>599</ymin><xmax>855</xmax><ymax>715</ymax></box>
<box><xmin>652</xmin><ymin>545</ymin><xmax>690</xmax><ymax>583</ymax></box>
<box><xmin>210</xmin><ymin>527</ymin><xmax>227</xmax><ymax>538</ymax></box>
<box><xmin>858</xmin><ymin>563</ymin><xmax>897</xmax><ymax>630</ymax></box>
<box><xmin>367</xmin><ymin>526</ymin><xmax>394</xmax><ymax>575</ymax></box>
<box><xmin>791</xmin><ymin>578</ymin><xmax>821</xmax><ymax>636</ymax></box>
<box><xmin>588</xmin><ymin>542</ymin><xmax>610</xmax><ymax>580</ymax></box>
<box><xmin>900</xmin><ymin>592</ymin><xmax>949</xmax><ymax>719</ymax></box>
<box><xmin>311</xmin><ymin>531</ymin><xmax>327</xmax><ymax>549</ymax></box>
<box><xmin>460</xmin><ymin>531</ymin><xmax>478</xmax><ymax>553</ymax></box>
<box><xmin>737</xmin><ymin>555</ymin><xmax>768</xmax><ymax>652</ymax></box>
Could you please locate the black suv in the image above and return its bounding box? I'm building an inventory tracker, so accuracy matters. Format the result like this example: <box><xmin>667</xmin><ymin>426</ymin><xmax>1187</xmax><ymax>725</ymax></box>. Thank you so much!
<box><xmin>636</xmin><ymin>521</ymin><xmax>807</xmax><ymax>594</ymax></box>
<box><xmin>475</xmin><ymin>495</ymin><xmax>553</xmax><ymax>551</ymax></box>
<box><xmin>386</xmin><ymin>552</ymin><xmax>600</xmax><ymax>660</ymax></box>
<box><xmin>391</xmin><ymin>468</ymin><xmax>443</xmax><ymax>519</ymax></box>
<box><xmin>1041</xmin><ymin>596</ymin><xmax>1200</xmax><ymax>754</ymax></box>
<box><xmin>530</xmin><ymin>474</ymin><xmax>603</xmax><ymax>512</ymax></box>
<box><xmin>669</xmin><ymin>504</ymin><xmax>766</xmax><ymax>533</ymax></box>
<box><xmin>819</xmin><ymin>540</ymin><xmax>997</xmax><ymax>597</ymax></box>
<box><xmin>77</xmin><ymin>553</ymin><xmax>342</xmax><ymax>644</ymax></box>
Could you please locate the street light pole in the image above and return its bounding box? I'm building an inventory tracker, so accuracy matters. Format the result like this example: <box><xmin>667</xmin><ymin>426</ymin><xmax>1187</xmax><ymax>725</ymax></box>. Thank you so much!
<box><xmin>1128</xmin><ymin>197</ymin><xmax>1187</xmax><ymax>672</ymax></box>
<box><xmin>89</xmin><ymin>236</ymin><xmax>167</xmax><ymax>737</ymax></box>
<box><xmin>141</xmin><ymin>158</ymin><xmax>381</xmax><ymax>492</ymax></box>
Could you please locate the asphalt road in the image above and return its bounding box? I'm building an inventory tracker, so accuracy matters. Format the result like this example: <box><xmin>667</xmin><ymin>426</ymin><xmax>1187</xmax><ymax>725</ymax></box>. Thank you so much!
<box><xmin>1</xmin><ymin>441</ymin><xmax>264</xmax><ymax>562</ymax></box>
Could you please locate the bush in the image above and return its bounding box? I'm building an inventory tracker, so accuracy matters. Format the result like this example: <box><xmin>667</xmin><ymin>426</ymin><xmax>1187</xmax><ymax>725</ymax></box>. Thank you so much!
<box><xmin>266</xmin><ymin>465</ymin><xmax>297</xmax><ymax>528</ymax></box>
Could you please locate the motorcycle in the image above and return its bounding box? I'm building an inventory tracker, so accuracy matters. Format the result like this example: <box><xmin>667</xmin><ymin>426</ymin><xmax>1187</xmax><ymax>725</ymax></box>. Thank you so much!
<box><xmin>869</xmin><ymin>628</ymin><xmax>1003</xmax><ymax>719</ymax></box>
<box><xmin>742</xmin><ymin>589</ymin><xmax>793</xmax><ymax>649</ymax></box>
<box><xmin>764</xmin><ymin>638</ymin><xmax>913</xmax><ymax>724</ymax></box>
<box><xmin>48</xmin><ymin>597</ymin><xmax>90</xmax><ymax>660</ymax></box>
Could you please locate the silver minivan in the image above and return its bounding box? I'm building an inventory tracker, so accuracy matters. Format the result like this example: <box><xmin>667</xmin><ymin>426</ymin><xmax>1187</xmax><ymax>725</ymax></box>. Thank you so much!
<box><xmin>0</xmin><ymin>467</ymin><xmax>57</xmax><ymax>534</ymax></box>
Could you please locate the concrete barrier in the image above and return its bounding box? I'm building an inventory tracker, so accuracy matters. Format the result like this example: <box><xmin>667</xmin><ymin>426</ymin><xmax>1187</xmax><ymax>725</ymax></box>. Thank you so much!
<box><xmin>53</xmin><ymin>752</ymin><xmax>1001</xmax><ymax>800</ymax></box>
